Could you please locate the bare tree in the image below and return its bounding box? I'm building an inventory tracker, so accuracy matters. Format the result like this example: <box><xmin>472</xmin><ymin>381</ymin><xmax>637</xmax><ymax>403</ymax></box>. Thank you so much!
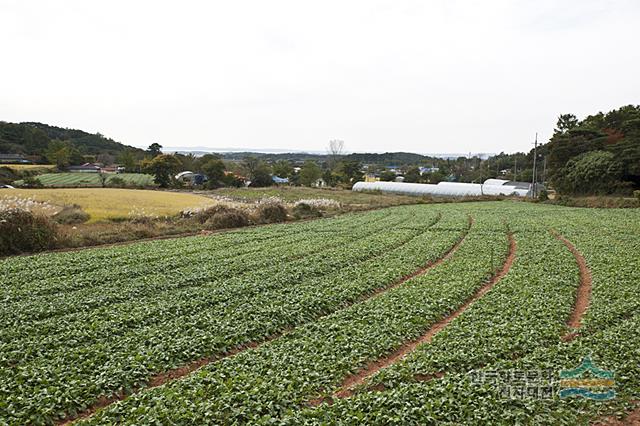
<box><xmin>327</xmin><ymin>139</ymin><xmax>345</xmax><ymax>170</ymax></box>
<box><xmin>96</xmin><ymin>153</ymin><xmax>115</xmax><ymax>166</ymax></box>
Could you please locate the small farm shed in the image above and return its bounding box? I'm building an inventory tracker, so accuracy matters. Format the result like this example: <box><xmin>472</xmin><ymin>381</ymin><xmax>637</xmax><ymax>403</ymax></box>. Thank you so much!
<box><xmin>68</xmin><ymin>163</ymin><xmax>101</xmax><ymax>173</ymax></box>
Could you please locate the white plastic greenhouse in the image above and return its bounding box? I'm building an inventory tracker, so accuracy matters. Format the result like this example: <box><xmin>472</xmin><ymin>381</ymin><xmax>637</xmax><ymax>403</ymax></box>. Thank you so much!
<box><xmin>352</xmin><ymin>179</ymin><xmax>539</xmax><ymax>198</ymax></box>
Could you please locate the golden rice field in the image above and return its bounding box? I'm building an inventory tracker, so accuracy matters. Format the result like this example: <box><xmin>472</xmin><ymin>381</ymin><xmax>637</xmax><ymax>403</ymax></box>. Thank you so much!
<box><xmin>1</xmin><ymin>188</ymin><xmax>216</xmax><ymax>222</ymax></box>
<box><xmin>1</xmin><ymin>164</ymin><xmax>56</xmax><ymax>171</ymax></box>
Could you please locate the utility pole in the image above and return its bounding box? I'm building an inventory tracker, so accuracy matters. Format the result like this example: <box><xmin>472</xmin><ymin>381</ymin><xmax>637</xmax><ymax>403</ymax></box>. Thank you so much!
<box><xmin>531</xmin><ymin>133</ymin><xmax>538</xmax><ymax>199</ymax></box>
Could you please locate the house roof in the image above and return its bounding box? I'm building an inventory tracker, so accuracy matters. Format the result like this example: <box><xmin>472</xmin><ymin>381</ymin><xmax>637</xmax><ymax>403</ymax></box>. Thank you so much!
<box><xmin>68</xmin><ymin>163</ymin><xmax>101</xmax><ymax>170</ymax></box>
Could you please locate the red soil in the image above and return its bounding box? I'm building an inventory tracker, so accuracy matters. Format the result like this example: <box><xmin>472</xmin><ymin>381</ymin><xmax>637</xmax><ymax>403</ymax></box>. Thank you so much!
<box><xmin>331</xmin><ymin>232</ymin><xmax>516</xmax><ymax>400</ymax></box>
<box><xmin>593</xmin><ymin>403</ymin><xmax>640</xmax><ymax>426</ymax></box>
<box><xmin>57</xmin><ymin>216</ymin><xmax>470</xmax><ymax>424</ymax></box>
<box><xmin>57</xmin><ymin>339</ymin><xmax>276</xmax><ymax>425</ymax></box>
<box><xmin>552</xmin><ymin>231</ymin><xmax>592</xmax><ymax>342</ymax></box>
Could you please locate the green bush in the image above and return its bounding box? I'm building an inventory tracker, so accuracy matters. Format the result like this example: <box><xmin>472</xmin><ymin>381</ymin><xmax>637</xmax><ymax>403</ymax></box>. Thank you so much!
<box><xmin>0</xmin><ymin>209</ymin><xmax>59</xmax><ymax>255</ymax></box>
<box><xmin>537</xmin><ymin>188</ymin><xmax>549</xmax><ymax>201</ymax></box>
<box><xmin>53</xmin><ymin>204</ymin><xmax>90</xmax><ymax>224</ymax></box>
<box><xmin>554</xmin><ymin>150</ymin><xmax>625</xmax><ymax>195</ymax></box>
<box><xmin>0</xmin><ymin>166</ymin><xmax>19</xmax><ymax>185</ymax></box>
<box><xmin>20</xmin><ymin>176</ymin><xmax>43</xmax><ymax>188</ymax></box>
<box><xmin>108</xmin><ymin>176</ymin><xmax>126</xmax><ymax>188</ymax></box>
<box><xmin>255</xmin><ymin>202</ymin><xmax>288</xmax><ymax>224</ymax></box>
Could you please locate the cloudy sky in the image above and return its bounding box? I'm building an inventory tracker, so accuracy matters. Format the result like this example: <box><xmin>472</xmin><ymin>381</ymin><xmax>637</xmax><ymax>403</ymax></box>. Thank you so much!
<box><xmin>2</xmin><ymin>0</ymin><xmax>639</xmax><ymax>154</ymax></box>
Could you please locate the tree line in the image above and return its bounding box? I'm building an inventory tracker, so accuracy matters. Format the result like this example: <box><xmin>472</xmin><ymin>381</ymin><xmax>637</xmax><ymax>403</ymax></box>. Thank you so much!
<box><xmin>143</xmin><ymin>146</ymin><xmax>365</xmax><ymax>189</ymax></box>
<box><xmin>3</xmin><ymin>105</ymin><xmax>639</xmax><ymax>195</ymax></box>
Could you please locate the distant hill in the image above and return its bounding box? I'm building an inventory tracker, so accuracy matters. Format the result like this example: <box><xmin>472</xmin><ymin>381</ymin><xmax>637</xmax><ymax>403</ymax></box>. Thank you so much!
<box><xmin>218</xmin><ymin>151</ymin><xmax>441</xmax><ymax>166</ymax></box>
<box><xmin>0</xmin><ymin>121</ymin><xmax>145</xmax><ymax>161</ymax></box>
<box><xmin>344</xmin><ymin>152</ymin><xmax>436</xmax><ymax>165</ymax></box>
<box><xmin>219</xmin><ymin>151</ymin><xmax>330</xmax><ymax>163</ymax></box>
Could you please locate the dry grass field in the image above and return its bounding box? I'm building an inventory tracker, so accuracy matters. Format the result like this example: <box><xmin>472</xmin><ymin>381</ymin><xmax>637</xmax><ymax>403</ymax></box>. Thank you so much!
<box><xmin>1</xmin><ymin>188</ymin><xmax>216</xmax><ymax>222</ymax></box>
<box><xmin>1</xmin><ymin>164</ymin><xmax>56</xmax><ymax>172</ymax></box>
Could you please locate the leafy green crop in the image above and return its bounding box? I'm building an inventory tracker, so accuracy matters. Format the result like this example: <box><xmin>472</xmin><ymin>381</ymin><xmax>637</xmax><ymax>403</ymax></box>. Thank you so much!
<box><xmin>80</xmin><ymin>212</ymin><xmax>509</xmax><ymax>425</ymax></box>
<box><xmin>1</xmin><ymin>202</ymin><xmax>638</xmax><ymax>425</ymax></box>
<box><xmin>0</xmin><ymin>205</ymin><xmax>465</xmax><ymax>424</ymax></box>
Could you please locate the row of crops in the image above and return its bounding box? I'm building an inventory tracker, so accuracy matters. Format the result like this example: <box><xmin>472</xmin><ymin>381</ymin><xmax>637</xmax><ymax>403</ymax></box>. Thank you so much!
<box><xmin>1</xmin><ymin>202</ymin><xmax>638</xmax><ymax>424</ymax></box>
<box><xmin>16</xmin><ymin>173</ymin><xmax>155</xmax><ymax>187</ymax></box>
<box><xmin>287</xmin><ymin>207</ymin><xmax>640</xmax><ymax>425</ymax></box>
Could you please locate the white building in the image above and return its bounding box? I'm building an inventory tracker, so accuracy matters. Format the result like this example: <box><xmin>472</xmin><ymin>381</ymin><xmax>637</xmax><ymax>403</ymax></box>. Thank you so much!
<box><xmin>352</xmin><ymin>179</ymin><xmax>540</xmax><ymax>198</ymax></box>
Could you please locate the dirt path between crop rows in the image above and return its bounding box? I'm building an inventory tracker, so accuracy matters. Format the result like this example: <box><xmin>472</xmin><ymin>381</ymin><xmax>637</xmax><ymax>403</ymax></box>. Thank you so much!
<box><xmin>551</xmin><ymin>230</ymin><xmax>592</xmax><ymax>342</ymax></box>
<box><xmin>56</xmin><ymin>334</ymin><xmax>286</xmax><ymax>425</ymax></box>
<box><xmin>57</xmin><ymin>215</ymin><xmax>470</xmax><ymax>425</ymax></box>
<box><xmin>593</xmin><ymin>402</ymin><xmax>640</xmax><ymax>426</ymax></box>
<box><xmin>328</xmin><ymin>231</ymin><xmax>516</xmax><ymax>401</ymax></box>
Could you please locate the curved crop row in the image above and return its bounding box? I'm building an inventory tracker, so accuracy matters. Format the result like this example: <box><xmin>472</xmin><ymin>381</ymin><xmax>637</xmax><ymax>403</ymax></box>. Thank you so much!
<box><xmin>1</xmin><ymin>211</ymin><xmax>439</xmax><ymax>366</ymax></box>
<box><xmin>1</xmin><ymin>209</ymin><xmax>407</xmax><ymax>326</ymax></box>
<box><xmin>75</xmin><ymin>211</ymin><xmax>509</xmax><ymax>425</ymax></box>
<box><xmin>355</xmin><ymin>221</ymin><xmax>579</xmax><ymax>392</ymax></box>
<box><xmin>0</xmin><ymin>207</ymin><xmax>394</xmax><ymax>294</ymax></box>
<box><xmin>3</xmin><ymin>203</ymin><xmax>637</xmax><ymax>425</ymax></box>
<box><xmin>284</xmin><ymin>208</ymin><xmax>640</xmax><ymax>425</ymax></box>
<box><xmin>0</xmin><ymin>205</ymin><xmax>465</xmax><ymax>424</ymax></box>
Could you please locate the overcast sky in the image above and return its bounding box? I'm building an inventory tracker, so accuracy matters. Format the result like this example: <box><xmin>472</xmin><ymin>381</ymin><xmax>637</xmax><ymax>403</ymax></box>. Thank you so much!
<box><xmin>2</xmin><ymin>0</ymin><xmax>639</xmax><ymax>154</ymax></box>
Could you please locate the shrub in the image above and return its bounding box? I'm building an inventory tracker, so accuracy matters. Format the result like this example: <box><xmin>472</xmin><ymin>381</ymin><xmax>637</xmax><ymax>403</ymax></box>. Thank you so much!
<box><xmin>255</xmin><ymin>202</ymin><xmax>288</xmax><ymax>224</ymax></box>
<box><xmin>53</xmin><ymin>204</ymin><xmax>90</xmax><ymax>224</ymax></box>
<box><xmin>292</xmin><ymin>202</ymin><xmax>322</xmax><ymax>219</ymax></box>
<box><xmin>0</xmin><ymin>166</ymin><xmax>19</xmax><ymax>185</ymax></box>
<box><xmin>537</xmin><ymin>188</ymin><xmax>549</xmax><ymax>202</ymax></box>
<box><xmin>20</xmin><ymin>176</ymin><xmax>43</xmax><ymax>188</ymax></box>
<box><xmin>108</xmin><ymin>176</ymin><xmax>126</xmax><ymax>188</ymax></box>
<box><xmin>0</xmin><ymin>209</ymin><xmax>59</xmax><ymax>255</ymax></box>
<box><xmin>204</xmin><ymin>208</ymin><xmax>250</xmax><ymax>230</ymax></box>
<box><xmin>195</xmin><ymin>205</ymin><xmax>237</xmax><ymax>223</ymax></box>
<box><xmin>554</xmin><ymin>150</ymin><xmax>624</xmax><ymax>195</ymax></box>
<box><xmin>634</xmin><ymin>190</ymin><xmax>640</xmax><ymax>203</ymax></box>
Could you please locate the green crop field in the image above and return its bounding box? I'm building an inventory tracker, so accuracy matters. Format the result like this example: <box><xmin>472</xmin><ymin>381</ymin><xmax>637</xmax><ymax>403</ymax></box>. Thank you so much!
<box><xmin>0</xmin><ymin>202</ymin><xmax>638</xmax><ymax>425</ymax></box>
<box><xmin>14</xmin><ymin>172</ymin><xmax>156</xmax><ymax>187</ymax></box>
